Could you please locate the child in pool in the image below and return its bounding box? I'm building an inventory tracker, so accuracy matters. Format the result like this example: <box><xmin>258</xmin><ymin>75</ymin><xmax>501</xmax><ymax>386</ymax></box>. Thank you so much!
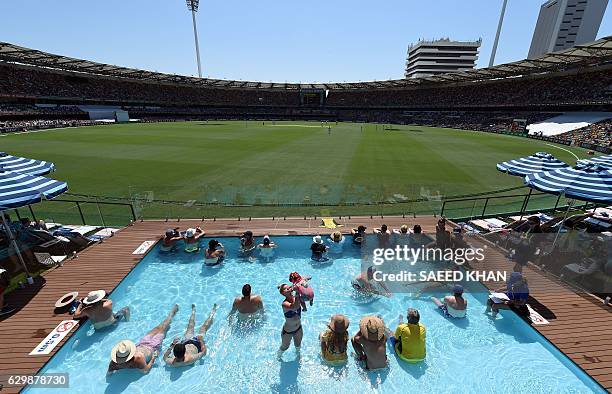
<box><xmin>289</xmin><ymin>272</ymin><xmax>314</xmax><ymax>311</ymax></box>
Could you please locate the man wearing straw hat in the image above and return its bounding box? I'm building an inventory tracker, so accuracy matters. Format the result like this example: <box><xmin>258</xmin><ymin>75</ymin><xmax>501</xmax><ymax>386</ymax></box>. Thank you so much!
<box><xmin>351</xmin><ymin>316</ymin><xmax>388</xmax><ymax>370</ymax></box>
<box><xmin>108</xmin><ymin>304</ymin><xmax>178</xmax><ymax>374</ymax></box>
<box><xmin>73</xmin><ymin>290</ymin><xmax>130</xmax><ymax>330</ymax></box>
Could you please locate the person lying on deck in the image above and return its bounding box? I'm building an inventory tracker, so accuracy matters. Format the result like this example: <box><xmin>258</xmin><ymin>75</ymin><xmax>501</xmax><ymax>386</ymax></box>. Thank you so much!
<box><xmin>108</xmin><ymin>304</ymin><xmax>178</xmax><ymax>374</ymax></box>
<box><xmin>73</xmin><ymin>290</ymin><xmax>130</xmax><ymax>330</ymax></box>
<box><xmin>164</xmin><ymin>304</ymin><xmax>217</xmax><ymax>367</ymax></box>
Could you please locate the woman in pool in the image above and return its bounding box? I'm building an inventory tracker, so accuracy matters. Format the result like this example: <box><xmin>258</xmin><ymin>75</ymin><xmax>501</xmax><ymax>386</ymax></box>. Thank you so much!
<box><xmin>204</xmin><ymin>239</ymin><xmax>225</xmax><ymax>266</ymax></box>
<box><xmin>184</xmin><ymin>227</ymin><xmax>205</xmax><ymax>253</ymax></box>
<box><xmin>160</xmin><ymin>228</ymin><xmax>182</xmax><ymax>252</ymax></box>
<box><xmin>257</xmin><ymin>235</ymin><xmax>277</xmax><ymax>261</ymax></box>
<box><xmin>319</xmin><ymin>314</ymin><xmax>350</xmax><ymax>364</ymax></box>
<box><xmin>277</xmin><ymin>283</ymin><xmax>303</xmax><ymax>359</ymax></box>
<box><xmin>327</xmin><ymin>231</ymin><xmax>346</xmax><ymax>255</ymax></box>
<box><xmin>310</xmin><ymin>235</ymin><xmax>329</xmax><ymax>262</ymax></box>
<box><xmin>351</xmin><ymin>225</ymin><xmax>367</xmax><ymax>246</ymax></box>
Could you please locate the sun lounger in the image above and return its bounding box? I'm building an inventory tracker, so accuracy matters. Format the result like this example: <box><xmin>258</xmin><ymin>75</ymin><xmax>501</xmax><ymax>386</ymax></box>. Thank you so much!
<box><xmin>34</xmin><ymin>252</ymin><xmax>67</xmax><ymax>267</ymax></box>
<box><xmin>319</xmin><ymin>218</ymin><xmax>343</xmax><ymax>229</ymax></box>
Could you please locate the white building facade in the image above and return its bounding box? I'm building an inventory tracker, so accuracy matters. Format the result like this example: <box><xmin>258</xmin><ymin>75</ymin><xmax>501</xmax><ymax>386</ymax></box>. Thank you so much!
<box><xmin>405</xmin><ymin>39</ymin><xmax>481</xmax><ymax>79</ymax></box>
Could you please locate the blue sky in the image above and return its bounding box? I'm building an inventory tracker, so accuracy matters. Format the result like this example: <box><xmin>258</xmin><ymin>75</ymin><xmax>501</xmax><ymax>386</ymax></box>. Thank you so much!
<box><xmin>0</xmin><ymin>0</ymin><xmax>610</xmax><ymax>82</ymax></box>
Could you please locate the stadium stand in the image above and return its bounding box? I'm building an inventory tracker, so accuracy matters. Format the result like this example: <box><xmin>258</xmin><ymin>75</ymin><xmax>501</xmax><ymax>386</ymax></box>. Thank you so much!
<box><xmin>0</xmin><ymin>37</ymin><xmax>611</xmax><ymax>147</ymax></box>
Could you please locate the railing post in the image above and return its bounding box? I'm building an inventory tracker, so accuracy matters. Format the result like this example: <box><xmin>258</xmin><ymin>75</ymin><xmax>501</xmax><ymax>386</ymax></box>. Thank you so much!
<box><xmin>129</xmin><ymin>203</ymin><xmax>137</xmax><ymax>222</ymax></box>
<box><xmin>95</xmin><ymin>197</ymin><xmax>106</xmax><ymax>227</ymax></box>
<box><xmin>440</xmin><ymin>200</ymin><xmax>446</xmax><ymax>216</ymax></box>
<box><xmin>76</xmin><ymin>201</ymin><xmax>86</xmax><ymax>225</ymax></box>
<box><xmin>28</xmin><ymin>205</ymin><xmax>37</xmax><ymax>222</ymax></box>
<box><xmin>481</xmin><ymin>198</ymin><xmax>489</xmax><ymax>217</ymax></box>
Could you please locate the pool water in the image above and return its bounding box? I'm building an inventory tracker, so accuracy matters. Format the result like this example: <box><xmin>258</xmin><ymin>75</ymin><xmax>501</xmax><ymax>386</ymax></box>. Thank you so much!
<box><xmin>28</xmin><ymin>236</ymin><xmax>604</xmax><ymax>394</ymax></box>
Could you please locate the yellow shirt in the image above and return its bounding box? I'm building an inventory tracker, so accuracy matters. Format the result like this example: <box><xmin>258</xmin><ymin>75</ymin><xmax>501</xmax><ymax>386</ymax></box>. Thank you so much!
<box><xmin>394</xmin><ymin>323</ymin><xmax>426</xmax><ymax>362</ymax></box>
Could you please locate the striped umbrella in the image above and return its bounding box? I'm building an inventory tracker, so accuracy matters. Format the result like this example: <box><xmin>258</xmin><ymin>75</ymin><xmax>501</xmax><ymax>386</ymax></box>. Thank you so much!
<box><xmin>577</xmin><ymin>154</ymin><xmax>612</xmax><ymax>169</ymax></box>
<box><xmin>0</xmin><ymin>152</ymin><xmax>55</xmax><ymax>176</ymax></box>
<box><xmin>524</xmin><ymin>163</ymin><xmax>612</xmax><ymax>204</ymax></box>
<box><xmin>496</xmin><ymin>152</ymin><xmax>569</xmax><ymax>176</ymax></box>
<box><xmin>0</xmin><ymin>170</ymin><xmax>68</xmax><ymax>277</ymax></box>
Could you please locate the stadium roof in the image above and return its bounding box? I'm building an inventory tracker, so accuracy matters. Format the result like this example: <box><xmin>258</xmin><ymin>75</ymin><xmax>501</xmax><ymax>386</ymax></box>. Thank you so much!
<box><xmin>0</xmin><ymin>36</ymin><xmax>611</xmax><ymax>90</ymax></box>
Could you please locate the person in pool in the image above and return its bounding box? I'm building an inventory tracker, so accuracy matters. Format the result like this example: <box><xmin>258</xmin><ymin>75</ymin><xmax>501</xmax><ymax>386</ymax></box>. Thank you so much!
<box><xmin>327</xmin><ymin>231</ymin><xmax>346</xmax><ymax>255</ymax></box>
<box><xmin>375</xmin><ymin>224</ymin><xmax>392</xmax><ymax>248</ymax></box>
<box><xmin>393</xmin><ymin>224</ymin><xmax>411</xmax><ymax>245</ymax></box>
<box><xmin>73</xmin><ymin>290</ymin><xmax>130</xmax><ymax>330</ymax></box>
<box><xmin>388</xmin><ymin>308</ymin><xmax>426</xmax><ymax>363</ymax></box>
<box><xmin>277</xmin><ymin>283</ymin><xmax>303</xmax><ymax>359</ymax></box>
<box><xmin>257</xmin><ymin>235</ymin><xmax>277</xmax><ymax>261</ymax></box>
<box><xmin>108</xmin><ymin>304</ymin><xmax>178</xmax><ymax>374</ymax></box>
<box><xmin>228</xmin><ymin>284</ymin><xmax>264</xmax><ymax>322</ymax></box>
<box><xmin>352</xmin><ymin>266</ymin><xmax>391</xmax><ymax>297</ymax></box>
<box><xmin>310</xmin><ymin>235</ymin><xmax>329</xmax><ymax>261</ymax></box>
<box><xmin>409</xmin><ymin>224</ymin><xmax>429</xmax><ymax>247</ymax></box>
<box><xmin>431</xmin><ymin>284</ymin><xmax>467</xmax><ymax>318</ymax></box>
<box><xmin>319</xmin><ymin>314</ymin><xmax>350</xmax><ymax>364</ymax></box>
<box><xmin>351</xmin><ymin>225</ymin><xmax>367</xmax><ymax>246</ymax></box>
<box><xmin>351</xmin><ymin>316</ymin><xmax>388</xmax><ymax>370</ymax></box>
<box><xmin>183</xmin><ymin>227</ymin><xmax>206</xmax><ymax>253</ymax></box>
<box><xmin>239</xmin><ymin>230</ymin><xmax>257</xmax><ymax>257</ymax></box>
<box><xmin>163</xmin><ymin>304</ymin><xmax>217</xmax><ymax>367</ymax></box>
<box><xmin>289</xmin><ymin>272</ymin><xmax>314</xmax><ymax>311</ymax></box>
<box><xmin>204</xmin><ymin>239</ymin><xmax>225</xmax><ymax>266</ymax></box>
<box><xmin>160</xmin><ymin>228</ymin><xmax>182</xmax><ymax>252</ymax></box>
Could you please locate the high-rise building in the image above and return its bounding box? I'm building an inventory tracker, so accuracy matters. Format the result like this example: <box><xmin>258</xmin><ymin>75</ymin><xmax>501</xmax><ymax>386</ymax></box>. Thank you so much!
<box><xmin>528</xmin><ymin>0</ymin><xmax>608</xmax><ymax>59</ymax></box>
<box><xmin>404</xmin><ymin>39</ymin><xmax>481</xmax><ymax>79</ymax></box>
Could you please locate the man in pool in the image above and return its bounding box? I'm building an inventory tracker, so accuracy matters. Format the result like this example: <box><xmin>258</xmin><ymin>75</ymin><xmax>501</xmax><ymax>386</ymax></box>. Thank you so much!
<box><xmin>431</xmin><ymin>284</ymin><xmax>467</xmax><ymax>318</ymax></box>
<box><xmin>351</xmin><ymin>316</ymin><xmax>388</xmax><ymax>370</ymax></box>
<box><xmin>73</xmin><ymin>290</ymin><xmax>130</xmax><ymax>330</ymax></box>
<box><xmin>228</xmin><ymin>284</ymin><xmax>264</xmax><ymax>321</ymax></box>
<box><xmin>160</xmin><ymin>228</ymin><xmax>182</xmax><ymax>252</ymax></box>
<box><xmin>108</xmin><ymin>304</ymin><xmax>178</xmax><ymax>374</ymax></box>
<box><xmin>352</xmin><ymin>266</ymin><xmax>391</xmax><ymax>297</ymax></box>
<box><xmin>164</xmin><ymin>304</ymin><xmax>218</xmax><ymax>367</ymax></box>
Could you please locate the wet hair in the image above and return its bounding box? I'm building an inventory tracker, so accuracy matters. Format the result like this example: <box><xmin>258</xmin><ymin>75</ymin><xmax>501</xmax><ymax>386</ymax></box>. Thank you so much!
<box><xmin>407</xmin><ymin>308</ymin><xmax>420</xmax><ymax>324</ymax></box>
<box><xmin>208</xmin><ymin>240</ymin><xmax>219</xmax><ymax>249</ymax></box>
<box><xmin>242</xmin><ymin>284</ymin><xmax>251</xmax><ymax>297</ymax></box>
<box><xmin>413</xmin><ymin>225</ymin><xmax>422</xmax><ymax>234</ymax></box>
<box><xmin>173</xmin><ymin>343</ymin><xmax>186</xmax><ymax>359</ymax></box>
<box><xmin>278</xmin><ymin>283</ymin><xmax>290</xmax><ymax>294</ymax></box>
<box><xmin>357</xmin><ymin>225</ymin><xmax>366</xmax><ymax>232</ymax></box>
<box><xmin>380</xmin><ymin>224</ymin><xmax>387</xmax><ymax>232</ymax></box>
<box><xmin>263</xmin><ymin>237</ymin><xmax>270</xmax><ymax>246</ymax></box>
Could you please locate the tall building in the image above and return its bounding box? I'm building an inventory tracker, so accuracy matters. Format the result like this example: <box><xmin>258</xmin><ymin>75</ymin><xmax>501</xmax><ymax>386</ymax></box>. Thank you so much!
<box><xmin>528</xmin><ymin>0</ymin><xmax>608</xmax><ymax>59</ymax></box>
<box><xmin>404</xmin><ymin>39</ymin><xmax>481</xmax><ymax>79</ymax></box>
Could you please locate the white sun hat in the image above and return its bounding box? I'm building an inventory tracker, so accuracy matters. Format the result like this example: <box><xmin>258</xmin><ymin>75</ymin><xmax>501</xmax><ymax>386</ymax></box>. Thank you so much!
<box><xmin>313</xmin><ymin>235</ymin><xmax>323</xmax><ymax>244</ymax></box>
<box><xmin>111</xmin><ymin>340</ymin><xmax>137</xmax><ymax>364</ymax></box>
<box><xmin>185</xmin><ymin>228</ymin><xmax>196</xmax><ymax>237</ymax></box>
<box><xmin>82</xmin><ymin>290</ymin><xmax>106</xmax><ymax>305</ymax></box>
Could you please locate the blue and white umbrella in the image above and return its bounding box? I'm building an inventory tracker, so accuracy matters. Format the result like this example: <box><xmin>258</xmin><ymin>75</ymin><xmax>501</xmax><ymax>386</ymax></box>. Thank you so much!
<box><xmin>497</xmin><ymin>152</ymin><xmax>569</xmax><ymax>176</ymax></box>
<box><xmin>0</xmin><ymin>170</ymin><xmax>67</xmax><ymax>277</ymax></box>
<box><xmin>577</xmin><ymin>154</ymin><xmax>612</xmax><ymax>169</ymax></box>
<box><xmin>524</xmin><ymin>163</ymin><xmax>612</xmax><ymax>204</ymax></box>
<box><xmin>0</xmin><ymin>170</ymin><xmax>68</xmax><ymax>210</ymax></box>
<box><xmin>0</xmin><ymin>152</ymin><xmax>55</xmax><ymax>176</ymax></box>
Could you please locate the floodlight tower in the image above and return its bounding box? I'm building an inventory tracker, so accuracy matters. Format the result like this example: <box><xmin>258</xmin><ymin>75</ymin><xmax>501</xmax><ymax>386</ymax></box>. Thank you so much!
<box><xmin>186</xmin><ymin>0</ymin><xmax>202</xmax><ymax>77</ymax></box>
<box><xmin>489</xmin><ymin>0</ymin><xmax>508</xmax><ymax>67</ymax></box>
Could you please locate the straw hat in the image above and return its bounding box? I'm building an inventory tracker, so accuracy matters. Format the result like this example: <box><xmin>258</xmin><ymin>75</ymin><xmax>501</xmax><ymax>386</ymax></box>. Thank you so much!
<box><xmin>111</xmin><ymin>340</ymin><xmax>137</xmax><ymax>364</ymax></box>
<box><xmin>359</xmin><ymin>316</ymin><xmax>385</xmax><ymax>341</ymax></box>
<box><xmin>329</xmin><ymin>314</ymin><xmax>349</xmax><ymax>333</ymax></box>
<box><xmin>55</xmin><ymin>291</ymin><xmax>79</xmax><ymax>308</ymax></box>
<box><xmin>331</xmin><ymin>231</ymin><xmax>344</xmax><ymax>242</ymax></box>
<box><xmin>313</xmin><ymin>235</ymin><xmax>323</xmax><ymax>244</ymax></box>
<box><xmin>82</xmin><ymin>290</ymin><xmax>106</xmax><ymax>305</ymax></box>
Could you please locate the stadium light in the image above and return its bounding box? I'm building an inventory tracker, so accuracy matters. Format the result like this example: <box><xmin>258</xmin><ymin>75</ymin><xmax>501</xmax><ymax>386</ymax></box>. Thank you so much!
<box><xmin>186</xmin><ymin>0</ymin><xmax>202</xmax><ymax>78</ymax></box>
<box><xmin>489</xmin><ymin>0</ymin><xmax>508</xmax><ymax>67</ymax></box>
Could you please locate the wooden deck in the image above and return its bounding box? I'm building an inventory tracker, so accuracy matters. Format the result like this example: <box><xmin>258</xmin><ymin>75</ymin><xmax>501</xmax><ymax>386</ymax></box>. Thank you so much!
<box><xmin>0</xmin><ymin>216</ymin><xmax>609</xmax><ymax>392</ymax></box>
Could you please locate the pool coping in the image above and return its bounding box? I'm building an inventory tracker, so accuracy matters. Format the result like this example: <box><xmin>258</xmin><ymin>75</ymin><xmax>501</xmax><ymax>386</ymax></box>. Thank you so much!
<box><xmin>0</xmin><ymin>216</ymin><xmax>610</xmax><ymax>393</ymax></box>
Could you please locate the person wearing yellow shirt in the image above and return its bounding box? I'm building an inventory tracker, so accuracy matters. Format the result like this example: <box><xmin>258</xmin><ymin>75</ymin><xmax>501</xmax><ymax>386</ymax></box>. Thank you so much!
<box><xmin>388</xmin><ymin>308</ymin><xmax>426</xmax><ymax>363</ymax></box>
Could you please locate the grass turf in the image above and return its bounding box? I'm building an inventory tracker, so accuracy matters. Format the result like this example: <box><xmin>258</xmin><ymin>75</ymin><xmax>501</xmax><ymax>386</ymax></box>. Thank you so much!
<box><xmin>1</xmin><ymin>121</ymin><xmax>588</xmax><ymax>222</ymax></box>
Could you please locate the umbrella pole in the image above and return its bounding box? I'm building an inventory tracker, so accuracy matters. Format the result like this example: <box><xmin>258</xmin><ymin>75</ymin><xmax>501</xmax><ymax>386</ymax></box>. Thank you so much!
<box><xmin>1</xmin><ymin>210</ymin><xmax>31</xmax><ymax>279</ymax></box>
<box><xmin>519</xmin><ymin>189</ymin><xmax>532</xmax><ymax>220</ymax></box>
<box><xmin>551</xmin><ymin>198</ymin><xmax>574</xmax><ymax>251</ymax></box>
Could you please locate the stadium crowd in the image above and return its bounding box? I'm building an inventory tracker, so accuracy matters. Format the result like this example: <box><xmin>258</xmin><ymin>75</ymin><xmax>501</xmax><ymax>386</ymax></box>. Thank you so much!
<box><xmin>558</xmin><ymin>120</ymin><xmax>612</xmax><ymax>147</ymax></box>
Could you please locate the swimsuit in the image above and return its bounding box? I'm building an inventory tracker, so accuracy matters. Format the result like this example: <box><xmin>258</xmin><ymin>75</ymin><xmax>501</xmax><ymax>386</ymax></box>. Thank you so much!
<box><xmin>182</xmin><ymin>336</ymin><xmax>203</xmax><ymax>353</ymax></box>
<box><xmin>282</xmin><ymin>303</ymin><xmax>302</xmax><ymax>336</ymax></box>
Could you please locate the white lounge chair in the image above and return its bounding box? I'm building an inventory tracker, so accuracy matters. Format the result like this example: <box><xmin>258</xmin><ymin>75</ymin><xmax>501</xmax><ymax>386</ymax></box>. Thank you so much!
<box><xmin>34</xmin><ymin>252</ymin><xmax>67</xmax><ymax>267</ymax></box>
